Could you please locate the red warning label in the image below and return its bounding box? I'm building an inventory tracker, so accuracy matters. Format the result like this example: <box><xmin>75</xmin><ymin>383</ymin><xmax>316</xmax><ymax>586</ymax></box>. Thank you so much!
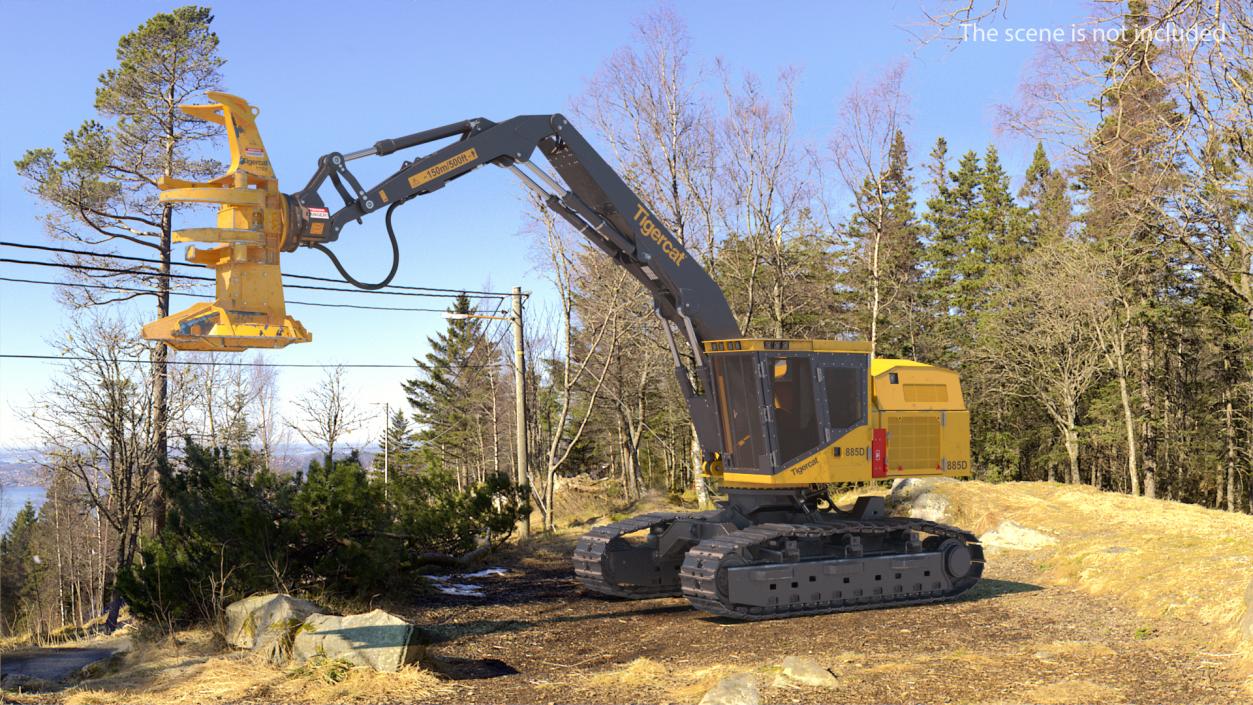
<box><xmin>308</xmin><ymin>207</ymin><xmax>330</xmax><ymax>219</ymax></box>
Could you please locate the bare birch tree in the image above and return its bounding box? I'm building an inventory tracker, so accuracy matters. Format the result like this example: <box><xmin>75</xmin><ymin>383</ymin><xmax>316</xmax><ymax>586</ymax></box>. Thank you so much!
<box><xmin>288</xmin><ymin>366</ymin><xmax>366</xmax><ymax>471</ymax></box>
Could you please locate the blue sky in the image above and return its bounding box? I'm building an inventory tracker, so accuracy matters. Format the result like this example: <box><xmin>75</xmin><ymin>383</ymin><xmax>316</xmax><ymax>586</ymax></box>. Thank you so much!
<box><xmin>0</xmin><ymin>0</ymin><xmax>1091</xmax><ymax>448</ymax></box>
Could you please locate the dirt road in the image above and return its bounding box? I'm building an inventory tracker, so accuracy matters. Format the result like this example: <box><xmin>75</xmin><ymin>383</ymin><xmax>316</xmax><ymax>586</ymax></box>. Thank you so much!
<box><xmin>405</xmin><ymin>535</ymin><xmax>1243</xmax><ymax>704</ymax></box>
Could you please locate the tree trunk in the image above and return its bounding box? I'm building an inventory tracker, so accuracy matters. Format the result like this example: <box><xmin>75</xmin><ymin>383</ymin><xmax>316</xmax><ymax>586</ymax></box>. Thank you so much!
<box><xmin>1064</xmin><ymin>425</ymin><xmax>1080</xmax><ymax>485</ymax></box>
<box><xmin>1138</xmin><ymin>327</ymin><xmax>1157</xmax><ymax>499</ymax></box>
<box><xmin>1225</xmin><ymin>388</ymin><xmax>1236</xmax><ymax>512</ymax></box>
<box><xmin>1116</xmin><ymin>365</ymin><xmax>1140</xmax><ymax>495</ymax></box>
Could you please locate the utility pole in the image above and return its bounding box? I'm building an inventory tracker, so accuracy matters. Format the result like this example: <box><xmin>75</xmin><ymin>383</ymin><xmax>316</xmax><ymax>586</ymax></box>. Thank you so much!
<box><xmin>512</xmin><ymin>286</ymin><xmax>530</xmax><ymax>538</ymax></box>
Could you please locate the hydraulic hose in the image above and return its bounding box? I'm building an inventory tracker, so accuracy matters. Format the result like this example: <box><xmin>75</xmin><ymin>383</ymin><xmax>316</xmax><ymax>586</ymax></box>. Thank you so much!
<box><xmin>312</xmin><ymin>199</ymin><xmax>404</xmax><ymax>290</ymax></box>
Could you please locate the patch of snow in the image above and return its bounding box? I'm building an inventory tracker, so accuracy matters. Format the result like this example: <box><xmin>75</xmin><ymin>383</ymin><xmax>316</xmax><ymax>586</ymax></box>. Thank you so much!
<box><xmin>423</xmin><ymin>567</ymin><xmax>509</xmax><ymax>597</ymax></box>
<box><xmin>432</xmin><ymin>583</ymin><xmax>484</xmax><ymax>597</ymax></box>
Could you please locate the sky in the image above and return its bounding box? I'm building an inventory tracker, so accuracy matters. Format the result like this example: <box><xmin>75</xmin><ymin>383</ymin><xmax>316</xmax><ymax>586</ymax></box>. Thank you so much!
<box><xmin>0</xmin><ymin>0</ymin><xmax>1093</xmax><ymax>449</ymax></box>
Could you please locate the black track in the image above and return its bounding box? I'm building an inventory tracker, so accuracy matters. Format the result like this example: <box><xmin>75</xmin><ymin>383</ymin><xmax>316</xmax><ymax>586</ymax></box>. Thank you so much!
<box><xmin>573</xmin><ymin>512</ymin><xmax>698</xmax><ymax>598</ymax></box>
<box><xmin>679</xmin><ymin>518</ymin><xmax>984</xmax><ymax>620</ymax></box>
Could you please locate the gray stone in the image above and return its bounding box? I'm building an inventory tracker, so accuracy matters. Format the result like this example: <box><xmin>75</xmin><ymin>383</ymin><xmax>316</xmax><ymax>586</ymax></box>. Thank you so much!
<box><xmin>775</xmin><ymin>656</ymin><xmax>837</xmax><ymax>688</ymax></box>
<box><xmin>225</xmin><ymin>594</ymin><xmax>323</xmax><ymax>661</ymax></box>
<box><xmin>887</xmin><ymin>477</ymin><xmax>956</xmax><ymax>522</ymax></box>
<box><xmin>980</xmin><ymin>521</ymin><xmax>1058</xmax><ymax>550</ymax></box>
<box><xmin>700</xmin><ymin>673</ymin><xmax>759</xmax><ymax>705</ymax></box>
<box><xmin>292</xmin><ymin>609</ymin><xmax>425</xmax><ymax>673</ymax></box>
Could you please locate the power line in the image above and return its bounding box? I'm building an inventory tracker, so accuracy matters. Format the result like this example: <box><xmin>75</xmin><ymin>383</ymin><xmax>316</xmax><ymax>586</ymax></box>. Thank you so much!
<box><xmin>0</xmin><ymin>241</ymin><xmax>526</xmax><ymax>298</ymax></box>
<box><xmin>3</xmin><ymin>257</ymin><xmax>508</xmax><ymax>301</ymax></box>
<box><xmin>0</xmin><ymin>276</ymin><xmax>456</xmax><ymax>313</ymax></box>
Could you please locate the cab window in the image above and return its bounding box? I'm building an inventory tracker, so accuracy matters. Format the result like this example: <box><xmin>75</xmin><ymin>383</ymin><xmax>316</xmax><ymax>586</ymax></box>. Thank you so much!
<box><xmin>769</xmin><ymin>356</ymin><xmax>820</xmax><ymax>465</ymax></box>
<box><xmin>712</xmin><ymin>354</ymin><xmax>765</xmax><ymax>469</ymax></box>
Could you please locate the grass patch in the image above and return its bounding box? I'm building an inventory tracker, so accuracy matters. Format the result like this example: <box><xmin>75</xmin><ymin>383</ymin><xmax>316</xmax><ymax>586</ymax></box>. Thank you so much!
<box><xmin>51</xmin><ymin>628</ymin><xmax>449</xmax><ymax>705</ymax></box>
<box><xmin>906</xmin><ymin>481</ymin><xmax>1253</xmax><ymax>643</ymax></box>
<box><xmin>585</xmin><ymin>657</ymin><xmax>742</xmax><ymax>703</ymax></box>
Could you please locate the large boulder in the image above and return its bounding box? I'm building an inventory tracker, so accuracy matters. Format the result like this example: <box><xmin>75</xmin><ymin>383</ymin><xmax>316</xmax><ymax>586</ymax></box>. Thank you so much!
<box><xmin>292</xmin><ymin>609</ymin><xmax>426</xmax><ymax>673</ymax></box>
<box><xmin>225</xmin><ymin>594</ymin><xmax>323</xmax><ymax>662</ymax></box>
<box><xmin>699</xmin><ymin>673</ymin><xmax>760</xmax><ymax>705</ymax></box>
<box><xmin>887</xmin><ymin>477</ymin><xmax>957</xmax><ymax>522</ymax></box>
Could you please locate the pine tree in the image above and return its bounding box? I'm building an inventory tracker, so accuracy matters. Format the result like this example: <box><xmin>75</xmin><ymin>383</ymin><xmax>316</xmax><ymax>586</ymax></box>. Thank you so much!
<box><xmin>15</xmin><ymin>7</ymin><xmax>227</xmax><ymax>472</ymax></box>
<box><xmin>403</xmin><ymin>294</ymin><xmax>492</xmax><ymax>482</ymax></box>
<box><xmin>0</xmin><ymin>503</ymin><xmax>40</xmax><ymax>634</ymax></box>
<box><xmin>842</xmin><ymin>129</ymin><xmax>924</xmax><ymax>357</ymax></box>
<box><xmin>1019</xmin><ymin>142</ymin><xmax>1071</xmax><ymax>247</ymax></box>
<box><xmin>921</xmin><ymin>147</ymin><xmax>985</xmax><ymax>366</ymax></box>
<box><xmin>979</xmin><ymin>145</ymin><xmax>1030</xmax><ymax>274</ymax></box>
<box><xmin>381</xmin><ymin>409</ymin><xmax>421</xmax><ymax>475</ymax></box>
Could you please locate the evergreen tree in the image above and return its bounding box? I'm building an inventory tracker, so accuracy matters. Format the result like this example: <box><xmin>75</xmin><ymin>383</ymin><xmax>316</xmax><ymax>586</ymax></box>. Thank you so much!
<box><xmin>843</xmin><ymin>129</ymin><xmax>924</xmax><ymax>357</ymax></box>
<box><xmin>0</xmin><ymin>503</ymin><xmax>41</xmax><ymax>634</ymax></box>
<box><xmin>15</xmin><ymin>6</ymin><xmax>227</xmax><ymax>471</ymax></box>
<box><xmin>1019</xmin><ymin>142</ymin><xmax>1071</xmax><ymax>247</ymax></box>
<box><xmin>922</xmin><ymin>147</ymin><xmax>985</xmax><ymax>366</ymax></box>
<box><xmin>979</xmin><ymin>145</ymin><xmax>1030</xmax><ymax>274</ymax></box>
<box><xmin>381</xmin><ymin>408</ymin><xmax>422</xmax><ymax>475</ymax></box>
<box><xmin>403</xmin><ymin>294</ymin><xmax>493</xmax><ymax>481</ymax></box>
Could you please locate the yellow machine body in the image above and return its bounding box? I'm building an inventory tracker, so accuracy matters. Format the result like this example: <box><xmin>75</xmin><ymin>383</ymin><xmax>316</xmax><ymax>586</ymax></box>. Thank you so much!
<box><xmin>142</xmin><ymin>92</ymin><xmax>310</xmax><ymax>352</ymax></box>
<box><xmin>701</xmin><ymin>339</ymin><xmax>972</xmax><ymax>489</ymax></box>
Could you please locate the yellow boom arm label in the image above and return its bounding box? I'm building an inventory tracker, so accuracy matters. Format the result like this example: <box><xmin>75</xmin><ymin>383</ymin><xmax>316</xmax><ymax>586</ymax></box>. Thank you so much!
<box><xmin>408</xmin><ymin>148</ymin><xmax>479</xmax><ymax>189</ymax></box>
<box><xmin>633</xmin><ymin>204</ymin><xmax>687</xmax><ymax>266</ymax></box>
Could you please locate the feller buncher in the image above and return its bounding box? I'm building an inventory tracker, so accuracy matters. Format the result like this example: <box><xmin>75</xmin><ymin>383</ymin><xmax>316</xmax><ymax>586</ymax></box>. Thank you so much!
<box><xmin>146</xmin><ymin>92</ymin><xmax>983</xmax><ymax>620</ymax></box>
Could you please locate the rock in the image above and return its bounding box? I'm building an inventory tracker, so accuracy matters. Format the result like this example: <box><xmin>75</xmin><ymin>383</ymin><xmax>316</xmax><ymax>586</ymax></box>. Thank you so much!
<box><xmin>887</xmin><ymin>477</ymin><xmax>957</xmax><ymax>522</ymax></box>
<box><xmin>225</xmin><ymin>594</ymin><xmax>323</xmax><ymax>661</ymax></box>
<box><xmin>292</xmin><ymin>609</ymin><xmax>426</xmax><ymax>672</ymax></box>
<box><xmin>980</xmin><ymin>521</ymin><xmax>1058</xmax><ymax>550</ymax></box>
<box><xmin>699</xmin><ymin>672</ymin><xmax>760</xmax><ymax>705</ymax></box>
<box><xmin>1241</xmin><ymin>576</ymin><xmax>1253</xmax><ymax>641</ymax></box>
<box><xmin>774</xmin><ymin>656</ymin><xmax>837</xmax><ymax>688</ymax></box>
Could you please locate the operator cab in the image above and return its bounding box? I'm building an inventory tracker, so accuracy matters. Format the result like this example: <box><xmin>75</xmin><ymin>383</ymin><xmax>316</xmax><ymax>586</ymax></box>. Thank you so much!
<box><xmin>706</xmin><ymin>339</ymin><xmax>870</xmax><ymax>474</ymax></box>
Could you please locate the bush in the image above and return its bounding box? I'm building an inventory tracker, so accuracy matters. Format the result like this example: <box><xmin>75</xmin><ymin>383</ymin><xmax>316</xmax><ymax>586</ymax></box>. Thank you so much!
<box><xmin>120</xmin><ymin>440</ymin><xmax>527</xmax><ymax>626</ymax></box>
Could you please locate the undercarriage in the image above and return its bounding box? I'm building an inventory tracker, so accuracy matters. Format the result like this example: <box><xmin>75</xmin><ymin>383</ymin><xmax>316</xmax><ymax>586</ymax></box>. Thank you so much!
<box><xmin>573</xmin><ymin>490</ymin><xmax>983</xmax><ymax>620</ymax></box>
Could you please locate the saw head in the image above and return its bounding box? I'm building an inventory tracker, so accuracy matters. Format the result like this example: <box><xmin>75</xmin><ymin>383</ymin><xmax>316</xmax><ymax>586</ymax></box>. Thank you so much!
<box><xmin>143</xmin><ymin>92</ymin><xmax>311</xmax><ymax>352</ymax></box>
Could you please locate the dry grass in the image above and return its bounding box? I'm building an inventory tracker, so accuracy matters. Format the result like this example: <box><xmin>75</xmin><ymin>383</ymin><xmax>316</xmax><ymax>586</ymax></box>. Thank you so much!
<box><xmin>0</xmin><ymin>614</ymin><xmax>121</xmax><ymax>654</ymax></box>
<box><xmin>1018</xmin><ymin>679</ymin><xmax>1124</xmax><ymax>704</ymax></box>
<box><xmin>903</xmin><ymin>480</ymin><xmax>1253</xmax><ymax>694</ymax></box>
<box><xmin>918</xmin><ymin>482</ymin><xmax>1253</xmax><ymax>640</ymax></box>
<box><xmin>50</xmin><ymin>629</ymin><xmax>449</xmax><ymax>705</ymax></box>
<box><xmin>585</xmin><ymin>657</ymin><xmax>740</xmax><ymax>703</ymax></box>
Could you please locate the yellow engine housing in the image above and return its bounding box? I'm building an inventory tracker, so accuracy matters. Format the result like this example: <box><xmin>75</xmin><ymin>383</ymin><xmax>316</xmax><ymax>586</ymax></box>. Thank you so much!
<box><xmin>701</xmin><ymin>339</ymin><xmax>971</xmax><ymax>489</ymax></box>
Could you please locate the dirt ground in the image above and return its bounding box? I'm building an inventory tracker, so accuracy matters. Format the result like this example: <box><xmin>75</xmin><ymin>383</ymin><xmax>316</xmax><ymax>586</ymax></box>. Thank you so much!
<box><xmin>6</xmin><ymin>482</ymin><xmax>1249</xmax><ymax>705</ymax></box>
<box><xmin>403</xmin><ymin>532</ymin><xmax>1245</xmax><ymax>705</ymax></box>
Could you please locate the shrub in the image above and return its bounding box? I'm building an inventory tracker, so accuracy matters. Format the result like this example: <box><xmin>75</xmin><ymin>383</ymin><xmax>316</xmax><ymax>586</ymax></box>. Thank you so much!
<box><xmin>120</xmin><ymin>440</ymin><xmax>526</xmax><ymax>626</ymax></box>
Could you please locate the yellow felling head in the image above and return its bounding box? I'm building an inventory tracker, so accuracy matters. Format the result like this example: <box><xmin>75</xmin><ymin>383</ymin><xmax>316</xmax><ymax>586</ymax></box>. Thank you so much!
<box><xmin>142</xmin><ymin>92</ymin><xmax>311</xmax><ymax>352</ymax></box>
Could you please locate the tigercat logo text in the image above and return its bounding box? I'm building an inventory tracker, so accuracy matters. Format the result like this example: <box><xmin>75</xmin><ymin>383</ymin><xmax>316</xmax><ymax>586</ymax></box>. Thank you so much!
<box><xmin>633</xmin><ymin>204</ymin><xmax>687</xmax><ymax>266</ymax></box>
<box><xmin>789</xmin><ymin>455</ymin><xmax>820</xmax><ymax>475</ymax></box>
<box><xmin>408</xmin><ymin>148</ymin><xmax>479</xmax><ymax>189</ymax></box>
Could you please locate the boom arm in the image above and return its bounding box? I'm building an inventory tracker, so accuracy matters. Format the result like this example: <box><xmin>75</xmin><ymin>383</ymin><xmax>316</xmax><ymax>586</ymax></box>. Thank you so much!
<box><xmin>143</xmin><ymin>95</ymin><xmax>741</xmax><ymax>458</ymax></box>
<box><xmin>288</xmin><ymin>115</ymin><xmax>739</xmax><ymax>341</ymax></box>
<box><xmin>282</xmin><ymin>114</ymin><xmax>741</xmax><ymax>454</ymax></box>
